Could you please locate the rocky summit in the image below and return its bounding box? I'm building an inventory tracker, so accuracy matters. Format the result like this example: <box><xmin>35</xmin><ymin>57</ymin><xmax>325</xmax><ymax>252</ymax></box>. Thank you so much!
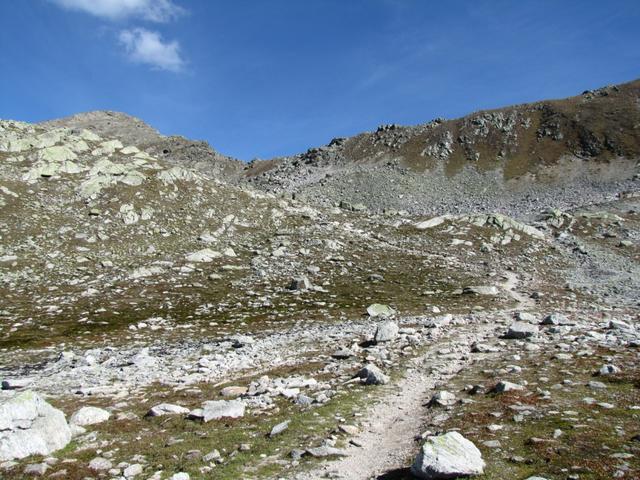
<box><xmin>0</xmin><ymin>80</ymin><xmax>639</xmax><ymax>480</ymax></box>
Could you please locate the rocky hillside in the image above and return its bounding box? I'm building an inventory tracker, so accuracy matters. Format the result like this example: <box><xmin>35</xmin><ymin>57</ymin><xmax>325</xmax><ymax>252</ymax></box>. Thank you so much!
<box><xmin>42</xmin><ymin>111</ymin><xmax>244</xmax><ymax>181</ymax></box>
<box><xmin>244</xmin><ymin>79</ymin><xmax>640</xmax><ymax>215</ymax></box>
<box><xmin>0</xmin><ymin>84</ymin><xmax>639</xmax><ymax>480</ymax></box>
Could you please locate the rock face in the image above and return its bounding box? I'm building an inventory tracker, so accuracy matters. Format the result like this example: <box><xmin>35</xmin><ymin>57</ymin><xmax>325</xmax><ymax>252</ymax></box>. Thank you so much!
<box><xmin>411</xmin><ymin>431</ymin><xmax>485</xmax><ymax>479</ymax></box>
<box><xmin>0</xmin><ymin>391</ymin><xmax>71</xmax><ymax>461</ymax></box>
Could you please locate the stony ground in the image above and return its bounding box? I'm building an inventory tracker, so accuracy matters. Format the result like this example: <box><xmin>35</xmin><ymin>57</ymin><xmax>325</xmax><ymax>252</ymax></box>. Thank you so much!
<box><xmin>0</xmin><ymin>117</ymin><xmax>639</xmax><ymax>480</ymax></box>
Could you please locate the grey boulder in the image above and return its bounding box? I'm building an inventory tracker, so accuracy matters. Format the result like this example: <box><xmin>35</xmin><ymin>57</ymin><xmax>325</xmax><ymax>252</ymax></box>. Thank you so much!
<box><xmin>375</xmin><ymin>320</ymin><xmax>399</xmax><ymax>342</ymax></box>
<box><xmin>354</xmin><ymin>364</ymin><xmax>389</xmax><ymax>385</ymax></box>
<box><xmin>411</xmin><ymin>431</ymin><xmax>485</xmax><ymax>479</ymax></box>
<box><xmin>504</xmin><ymin>322</ymin><xmax>538</xmax><ymax>339</ymax></box>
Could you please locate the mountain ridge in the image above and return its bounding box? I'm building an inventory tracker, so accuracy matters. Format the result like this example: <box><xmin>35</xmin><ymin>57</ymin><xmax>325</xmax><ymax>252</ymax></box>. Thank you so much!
<box><xmin>26</xmin><ymin>77</ymin><xmax>640</xmax><ymax>216</ymax></box>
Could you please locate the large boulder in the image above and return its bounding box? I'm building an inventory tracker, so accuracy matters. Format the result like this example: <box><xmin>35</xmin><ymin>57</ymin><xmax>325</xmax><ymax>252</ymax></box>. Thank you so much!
<box><xmin>411</xmin><ymin>431</ymin><xmax>485</xmax><ymax>479</ymax></box>
<box><xmin>0</xmin><ymin>391</ymin><xmax>72</xmax><ymax>461</ymax></box>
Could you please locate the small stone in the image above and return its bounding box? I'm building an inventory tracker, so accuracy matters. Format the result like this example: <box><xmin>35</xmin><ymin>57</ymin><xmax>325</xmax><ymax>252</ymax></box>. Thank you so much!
<box><xmin>542</xmin><ymin>313</ymin><xmax>571</xmax><ymax>325</ymax></box>
<box><xmin>493</xmin><ymin>381</ymin><xmax>524</xmax><ymax>393</ymax></box>
<box><xmin>269</xmin><ymin>420</ymin><xmax>290</xmax><ymax>437</ymax></box>
<box><xmin>220</xmin><ymin>386</ymin><xmax>248</xmax><ymax>397</ymax></box>
<box><xmin>203</xmin><ymin>450</ymin><xmax>221</xmax><ymax>462</ymax></box>
<box><xmin>463</xmin><ymin>285</ymin><xmax>499</xmax><ymax>296</ymax></box>
<box><xmin>69</xmin><ymin>406</ymin><xmax>111</xmax><ymax>426</ymax></box>
<box><xmin>147</xmin><ymin>403</ymin><xmax>190</xmax><ymax>417</ymax></box>
<box><xmin>588</xmin><ymin>381</ymin><xmax>607</xmax><ymax>389</ymax></box>
<box><xmin>123</xmin><ymin>463</ymin><xmax>143</xmax><ymax>478</ymax></box>
<box><xmin>598</xmin><ymin>364</ymin><xmax>620</xmax><ymax>376</ymax></box>
<box><xmin>354</xmin><ymin>364</ymin><xmax>389</xmax><ymax>385</ymax></box>
<box><xmin>23</xmin><ymin>463</ymin><xmax>48</xmax><ymax>476</ymax></box>
<box><xmin>429</xmin><ymin>391</ymin><xmax>457</xmax><ymax>407</ymax></box>
<box><xmin>288</xmin><ymin>276</ymin><xmax>312</xmax><ymax>291</ymax></box>
<box><xmin>89</xmin><ymin>457</ymin><xmax>112</xmax><ymax>471</ymax></box>
<box><xmin>331</xmin><ymin>348</ymin><xmax>354</xmax><ymax>359</ymax></box>
<box><xmin>169</xmin><ymin>474</ymin><xmax>190</xmax><ymax>480</ymax></box>
<box><xmin>504</xmin><ymin>322</ymin><xmax>538</xmax><ymax>339</ymax></box>
<box><xmin>338</xmin><ymin>425</ymin><xmax>359</xmax><ymax>435</ymax></box>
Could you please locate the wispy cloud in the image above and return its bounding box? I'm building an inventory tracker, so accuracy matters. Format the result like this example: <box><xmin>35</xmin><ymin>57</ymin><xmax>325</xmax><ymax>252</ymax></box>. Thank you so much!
<box><xmin>50</xmin><ymin>0</ymin><xmax>185</xmax><ymax>23</ymax></box>
<box><xmin>119</xmin><ymin>28</ymin><xmax>184</xmax><ymax>72</ymax></box>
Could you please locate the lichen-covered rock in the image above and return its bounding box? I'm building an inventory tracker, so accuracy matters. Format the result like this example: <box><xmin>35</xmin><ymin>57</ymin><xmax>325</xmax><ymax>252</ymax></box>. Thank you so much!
<box><xmin>411</xmin><ymin>431</ymin><xmax>485</xmax><ymax>479</ymax></box>
<box><xmin>0</xmin><ymin>391</ymin><xmax>71</xmax><ymax>461</ymax></box>
<box><xmin>367</xmin><ymin>303</ymin><xmax>395</xmax><ymax>318</ymax></box>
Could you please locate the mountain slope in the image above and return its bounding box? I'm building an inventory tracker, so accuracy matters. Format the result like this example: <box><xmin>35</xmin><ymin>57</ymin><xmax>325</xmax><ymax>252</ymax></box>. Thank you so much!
<box><xmin>41</xmin><ymin>110</ymin><xmax>244</xmax><ymax>180</ymax></box>
<box><xmin>244</xmin><ymin>79</ymin><xmax>640</xmax><ymax>215</ymax></box>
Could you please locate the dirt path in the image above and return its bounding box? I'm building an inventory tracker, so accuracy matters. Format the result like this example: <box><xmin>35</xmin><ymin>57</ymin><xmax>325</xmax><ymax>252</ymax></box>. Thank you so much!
<box><xmin>502</xmin><ymin>271</ymin><xmax>535</xmax><ymax>310</ymax></box>
<box><xmin>296</xmin><ymin>319</ymin><xmax>499</xmax><ymax>480</ymax></box>
<box><xmin>296</xmin><ymin>273</ymin><xmax>531</xmax><ymax>480</ymax></box>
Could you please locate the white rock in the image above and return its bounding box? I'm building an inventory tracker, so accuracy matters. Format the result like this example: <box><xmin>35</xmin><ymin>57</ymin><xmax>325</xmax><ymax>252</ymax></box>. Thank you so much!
<box><xmin>89</xmin><ymin>457</ymin><xmax>112</xmax><ymax>471</ymax></box>
<box><xmin>123</xmin><ymin>463</ymin><xmax>143</xmax><ymax>478</ymax></box>
<box><xmin>188</xmin><ymin>400</ymin><xmax>245</xmax><ymax>422</ymax></box>
<box><xmin>169</xmin><ymin>474</ymin><xmax>190</xmax><ymax>480</ymax></box>
<box><xmin>0</xmin><ymin>391</ymin><xmax>71</xmax><ymax>461</ymax></box>
<box><xmin>69</xmin><ymin>406</ymin><xmax>110</xmax><ymax>426</ymax></box>
<box><xmin>147</xmin><ymin>403</ymin><xmax>190</xmax><ymax>417</ymax></box>
<box><xmin>185</xmin><ymin>249</ymin><xmax>222</xmax><ymax>262</ymax></box>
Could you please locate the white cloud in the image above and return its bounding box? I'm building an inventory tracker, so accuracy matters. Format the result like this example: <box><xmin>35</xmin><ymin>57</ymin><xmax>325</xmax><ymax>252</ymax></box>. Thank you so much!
<box><xmin>51</xmin><ymin>0</ymin><xmax>185</xmax><ymax>22</ymax></box>
<box><xmin>119</xmin><ymin>28</ymin><xmax>184</xmax><ymax>72</ymax></box>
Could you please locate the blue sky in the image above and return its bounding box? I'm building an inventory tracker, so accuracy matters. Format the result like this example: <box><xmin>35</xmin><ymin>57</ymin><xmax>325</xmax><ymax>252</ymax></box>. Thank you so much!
<box><xmin>1</xmin><ymin>1</ymin><xmax>639</xmax><ymax>160</ymax></box>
